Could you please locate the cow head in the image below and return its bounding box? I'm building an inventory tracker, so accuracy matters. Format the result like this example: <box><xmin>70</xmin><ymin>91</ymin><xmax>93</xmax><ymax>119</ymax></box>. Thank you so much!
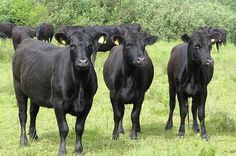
<box><xmin>112</xmin><ymin>31</ymin><xmax>158</xmax><ymax>66</ymax></box>
<box><xmin>54</xmin><ymin>29</ymin><xmax>107</xmax><ymax>71</ymax></box>
<box><xmin>181</xmin><ymin>31</ymin><xmax>221</xmax><ymax>66</ymax></box>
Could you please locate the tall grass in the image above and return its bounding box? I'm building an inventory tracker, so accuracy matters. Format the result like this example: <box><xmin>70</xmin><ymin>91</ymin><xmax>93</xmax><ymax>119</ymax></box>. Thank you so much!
<box><xmin>0</xmin><ymin>40</ymin><xmax>236</xmax><ymax>155</ymax></box>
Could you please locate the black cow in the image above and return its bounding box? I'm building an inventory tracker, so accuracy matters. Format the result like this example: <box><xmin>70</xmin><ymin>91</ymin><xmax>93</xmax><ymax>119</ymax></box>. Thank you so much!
<box><xmin>12</xmin><ymin>26</ymin><xmax>36</xmax><ymax>50</ymax></box>
<box><xmin>36</xmin><ymin>23</ymin><xmax>54</xmax><ymax>42</ymax></box>
<box><xmin>0</xmin><ymin>22</ymin><xmax>15</xmax><ymax>39</ymax></box>
<box><xmin>199</xmin><ymin>27</ymin><xmax>226</xmax><ymax>53</ymax></box>
<box><xmin>56</xmin><ymin>25</ymin><xmax>84</xmax><ymax>40</ymax></box>
<box><xmin>165</xmin><ymin>30</ymin><xmax>220</xmax><ymax>140</ymax></box>
<box><xmin>103</xmin><ymin>31</ymin><xmax>158</xmax><ymax>140</ymax></box>
<box><xmin>12</xmin><ymin>28</ymin><xmax>106</xmax><ymax>155</ymax></box>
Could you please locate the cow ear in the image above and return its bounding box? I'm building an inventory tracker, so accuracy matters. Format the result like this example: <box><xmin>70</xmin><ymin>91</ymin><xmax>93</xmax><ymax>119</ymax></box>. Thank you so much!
<box><xmin>111</xmin><ymin>35</ymin><xmax>124</xmax><ymax>45</ymax></box>
<box><xmin>209</xmin><ymin>32</ymin><xmax>221</xmax><ymax>44</ymax></box>
<box><xmin>181</xmin><ymin>34</ymin><xmax>190</xmax><ymax>42</ymax></box>
<box><xmin>145</xmin><ymin>35</ymin><xmax>158</xmax><ymax>45</ymax></box>
<box><xmin>54</xmin><ymin>33</ymin><xmax>69</xmax><ymax>45</ymax></box>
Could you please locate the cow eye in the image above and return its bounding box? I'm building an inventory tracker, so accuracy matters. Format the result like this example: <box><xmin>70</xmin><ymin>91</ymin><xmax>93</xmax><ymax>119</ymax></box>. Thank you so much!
<box><xmin>126</xmin><ymin>43</ymin><xmax>133</xmax><ymax>48</ymax></box>
<box><xmin>70</xmin><ymin>45</ymin><xmax>76</xmax><ymax>50</ymax></box>
<box><xmin>88</xmin><ymin>44</ymin><xmax>93</xmax><ymax>50</ymax></box>
<box><xmin>194</xmin><ymin>45</ymin><xmax>201</xmax><ymax>49</ymax></box>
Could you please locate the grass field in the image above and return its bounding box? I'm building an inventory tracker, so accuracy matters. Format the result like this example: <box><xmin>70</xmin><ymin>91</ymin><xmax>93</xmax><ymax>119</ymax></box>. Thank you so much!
<box><xmin>0</xmin><ymin>39</ymin><xmax>236</xmax><ymax>156</ymax></box>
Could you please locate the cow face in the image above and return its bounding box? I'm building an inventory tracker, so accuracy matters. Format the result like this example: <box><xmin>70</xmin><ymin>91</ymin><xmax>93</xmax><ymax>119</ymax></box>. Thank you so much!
<box><xmin>181</xmin><ymin>31</ymin><xmax>220</xmax><ymax>66</ymax></box>
<box><xmin>112</xmin><ymin>31</ymin><xmax>158</xmax><ymax>66</ymax></box>
<box><xmin>55</xmin><ymin>30</ymin><xmax>106</xmax><ymax>71</ymax></box>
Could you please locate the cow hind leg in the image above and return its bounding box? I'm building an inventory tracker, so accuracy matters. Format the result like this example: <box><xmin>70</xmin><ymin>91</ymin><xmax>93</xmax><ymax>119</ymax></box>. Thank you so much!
<box><xmin>118</xmin><ymin>118</ymin><xmax>125</xmax><ymax>134</ymax></box>
<box><xmin>177</xmin><ymin>92</ymin><xmax>188</xmax><ymax>138</ymax></box>
<box><xmin>14</xmin><ymin>79</ymin><xmax>29</xmax><ymax>146</ymax></box>
<box><xmin>165</xmin><ymin>84</ymin><xmax>176</xmax><ymax>130</ymax></box>
<box><xmin>16</xmin><ymin>93</ymin><xmax>28</xmax><ymax>146</ymax></box>
<box><xmin>29</xmin><ymin>102</ymin><xmax>40</xmax><ymax>140</ymax></box>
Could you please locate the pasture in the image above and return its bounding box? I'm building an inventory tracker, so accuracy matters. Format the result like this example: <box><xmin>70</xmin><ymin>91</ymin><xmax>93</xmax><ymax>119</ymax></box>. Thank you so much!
<box><xmin>0</xmin><ymin>39</ymin><xmax>236</xmax><ymax>155</ymax></box>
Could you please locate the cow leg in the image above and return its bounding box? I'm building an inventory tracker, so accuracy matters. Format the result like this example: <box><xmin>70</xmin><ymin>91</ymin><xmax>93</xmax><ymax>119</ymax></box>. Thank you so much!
<box><xmin>14</xmin><ymin>80</ymin><xmax>28</xmax><ymax>146</ymax></box>
<box><xmin>111</xmin><ymin>98</ymin><xmax>124</xmax><ymax>140</ymax></box>
<box><xmin>75</xmin><ymin>100</ymin><xmax>92</xmax><ymax>155</ymax></box>
<box><xmin>118</xmin><ymin>117</ymin><xmax>125</xmax><ymax>134</ymax></box>
<box><xmin>18</xmin><ymin>96</ymin><xmax>28</xmax><ymax>146</ymax></box>
<box><xmin>54</xmin><ymin>105</ymin><xmax>69</xmax><ymax>156</ymax></box>
<box><xmin>29</xmin><ymin>102</ymin><xmax>40</xmax><ymax>140</ymax></box>
<box><xmin>192</xmin><ymin>98</ymin><xmax>199</xmax><ymax>133</ymax></box>
<box><xmin>165</xmin><ymin>84</ymin><xmax>176</xmax><ymax>130</ymax></box>
<box><xmin>130</xmin><ymin>97</ymin><xmax>143</xmax><ymax>140</ymax></box>
<box><xmin>177</xmin><ymin>91</ymin><xmax>187</xmax><ymax>138</ymax></box>
<box><xmin>198</xmin><ymin>90</ymin><xmax>208</xmax><ymax>140</ymax></box>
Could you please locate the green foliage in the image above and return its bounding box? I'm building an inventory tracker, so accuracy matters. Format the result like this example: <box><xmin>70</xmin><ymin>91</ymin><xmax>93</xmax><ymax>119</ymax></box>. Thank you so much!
<box><xmin>0</xmin><ymin>0</ymin><xmax>235</xmax><ymax>39</ymax></box>
<box><xmin>0</xmin><ymin>0</ymin><xmax>48</xmax><ymax>26</ymax></box>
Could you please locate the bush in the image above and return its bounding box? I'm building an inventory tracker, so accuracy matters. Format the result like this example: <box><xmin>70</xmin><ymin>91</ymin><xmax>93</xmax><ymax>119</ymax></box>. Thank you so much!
<box><xmin>0</xmin><ymin>0</ymin><xmax>235</xmax><ymax>40</ymax></box>
<box><xmin>0</xmin><ymin>0</ymin><xmax>48</xmax><ymax>26</ymax></box>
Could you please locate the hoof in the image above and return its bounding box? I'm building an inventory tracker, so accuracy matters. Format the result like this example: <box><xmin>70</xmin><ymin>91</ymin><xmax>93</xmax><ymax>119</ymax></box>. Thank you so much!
<box><xmin>130</xmin><ymin>135</ymin><xmax>138</xmax><ymax>140</ymax></box>
<box><xmin>193</xmin><ymin>127</ymin><xmax>200</xmax><ymax>133</ymax></box>
<box><xmin>118</xmin><ymin>128</ymin><xmax>125</xmax><ymax>134</ymax></box>
<box><xmin>20</xmin><ymin>137</ymin><xmax>28</xmax><ymax>146</ymax></box>
<box><xmin>112</xmin><ymin>134</ymin><xmax>119</xmax><ymax>140</ymax></box>
<box><xmin>177</xmin><ymin>132</ymin><xmax>185</xmax><ymax>139</ymax></box>
<box><xmin>29</xmin><ymin>134</ymin><xmax>39</xmax><ymax>141</ymax></box>
<box><xmin>57</xmin><ymin>152</ymin><xmax>66</xmax><ymax>156</ymax></box>
<box><xmin>201</xmin><ymin>134</ymin><xmax>209</xmax><ymax>141</ymax></box>
<box><xmin>165</xmin><ymin>122</ymin><xmax>173</xmax><ymax>131</ymax></box>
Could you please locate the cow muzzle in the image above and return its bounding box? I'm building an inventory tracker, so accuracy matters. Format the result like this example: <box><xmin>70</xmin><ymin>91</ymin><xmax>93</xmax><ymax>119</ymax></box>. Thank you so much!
<box><xmin>205</xmin><ymin>59</ymin><xmax>214</xmax><ymax>66</ymax></box>
<box><xmin>136</xmin><ymin>57</ymin><xmax>146</xmax><ymax>65</ymax></box>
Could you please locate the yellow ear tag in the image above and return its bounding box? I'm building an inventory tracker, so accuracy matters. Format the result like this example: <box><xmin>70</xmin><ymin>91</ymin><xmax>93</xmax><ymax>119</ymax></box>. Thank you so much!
<box><xmin>98</xmin><ymin>36</ymin><xmax>106</xmax><ymax>44</ymax></box>
<box><xmin>60</xmin><ymin>37</ymin><xmax>66</xmax><ymax>45</ymax></box>
<box><xmin>114</xmin><ymin>39</ymin><xmax>119</xmax><ymax>45</ymax></box>
<box><xmin>211</xmin><ymin>38</ymin><xmax>215</xmax><ymax>43</ymax></box>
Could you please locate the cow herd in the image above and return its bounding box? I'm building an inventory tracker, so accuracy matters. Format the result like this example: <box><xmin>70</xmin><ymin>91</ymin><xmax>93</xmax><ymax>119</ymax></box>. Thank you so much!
<box><xmin>0</xmin><ymin>21</ymin><xmax>233</xmax><ymax>155</ymax></box>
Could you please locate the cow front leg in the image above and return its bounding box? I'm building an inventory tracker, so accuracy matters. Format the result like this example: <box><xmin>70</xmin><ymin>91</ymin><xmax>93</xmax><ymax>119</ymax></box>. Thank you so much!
<box><xmin>29</xmin><ymin>102</ymin><xmax>40</xmax><ymax>140</ymax></box>
<box><xmin>198</xmin><ymin>90</ymin><xmax>208</xmax><ymax>140</ymax></box>
<box><xmin>192</xmin><ymin>99</ymin><xmax>199</xmax><ymax>133</ymax></box>
<box><xmin>177</xmin><ymin>92</ymin><xmax>187</xmax><ymax>138</ymax></box>
<box><xmin>130</xmin><ymin>101</ymin><xmax>143</xmax><ymax>140</ymax></box>
<box><xmin>54</xmin><ymin>107</ymin><xmax>69</xmax><ymax>156</ymax></box>
<box><xmin>111</xmin><ymin>98</ymin><xmax>124</xmax><ymax>140</ymax></box>
<box><xmin>75</xmin><ymin>102</ymin><xmax>92</xmax><ymax>155</ymax></box>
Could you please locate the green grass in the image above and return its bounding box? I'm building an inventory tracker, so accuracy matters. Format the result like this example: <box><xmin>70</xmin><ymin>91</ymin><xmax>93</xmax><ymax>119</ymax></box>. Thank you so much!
<box><xmin>0</xmin><ymin>39</ymin><xmax>236</xmax><ymax>156</ymax></box>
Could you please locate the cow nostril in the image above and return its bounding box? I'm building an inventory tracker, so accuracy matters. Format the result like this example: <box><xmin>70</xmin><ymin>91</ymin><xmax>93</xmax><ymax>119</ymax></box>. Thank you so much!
<box><xmin>78</xmin><ymin>59</ymin><xmax>89</xmax><ymax>67</ymax></box>
<box><xmin>206</xmin><ymin>59</ymin><xmax>214</xmax><ymax>66</ymax></box>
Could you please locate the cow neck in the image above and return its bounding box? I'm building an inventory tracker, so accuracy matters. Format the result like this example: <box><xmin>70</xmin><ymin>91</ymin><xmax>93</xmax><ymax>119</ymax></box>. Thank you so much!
<box><xmin>187</xmin><ymin>44</ymin><xmax>202</xmax><ymax>84</ymax></box>
<box><xmin>70</xmin><ymin>62</ymin><xmax>91</xmax><ymax>88</ymax></box>
<box><xmin>122</xmin><ymin>58</ymin><xmax>138</xmax><ymax>77</ymax></box>
<box><xmin>121</xmin><ymin>58</ymin><xmax>139</xmax><ymax>89</ymax></box>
